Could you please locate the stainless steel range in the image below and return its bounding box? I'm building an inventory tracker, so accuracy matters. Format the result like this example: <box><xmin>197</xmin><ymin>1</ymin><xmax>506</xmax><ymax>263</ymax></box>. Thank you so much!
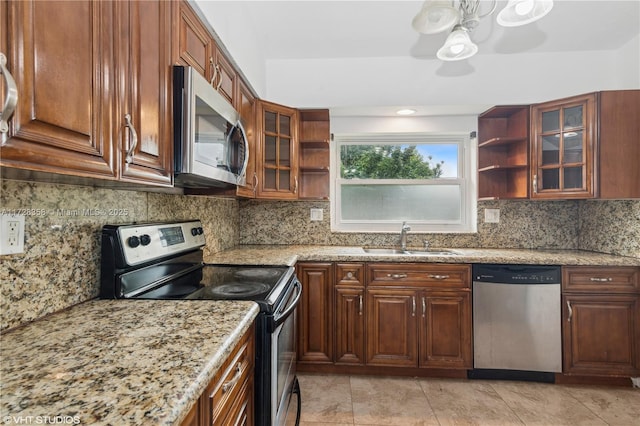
<box><xmin>100</xmin><ymin>220</ymin><xmax>302</xmax><ymax>426</ymax></box>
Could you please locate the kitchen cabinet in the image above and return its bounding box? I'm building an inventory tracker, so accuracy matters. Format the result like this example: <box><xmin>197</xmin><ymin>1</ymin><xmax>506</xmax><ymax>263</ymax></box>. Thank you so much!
<box><xmin>335</xmin><ymin>263</ymin><xmax>365</xmax><ymax>365</ymax></box>
<box><xmin>531</xmin><ymin>90</ymin><xmax>640</xmax><ymax>199</ymax></box>
<box><xmin>366</xmin><ymin>263</ymin><xmax>472</xmax><ymax>369</ymax></box>
<box><xmin>1</xmin><ymin>0</ymin><xmax>172</xmax><ymax>186</ymax></box>
<box><xmin>562</xmin><ymin>266</ymin><xmax>640</xmax><ymax>377</ymax></box>
<box><xmin>297</xmin><ymin>262</ymin><xmax>334</xmax><ymax>364</ymax></box>
<box><xmin>298</xmin><ymin>109</ymin><xmax>330</xmax><ymax>200</ymax></box>
<box><xmin>477</xmin><ymin>105</ymin><xmax>529</xmax><ymax>200</ymax></box>
<box><xmin>211</xmin><ymin>49</ymin><xmax>236</xmax><ymax>106</ymax></box>
<box><xmin>235</xmin><ymin>78</ymin><xmax>258</xmax><ymax>198</ymax></box>
<box><xmin>180</xmin><ymin>323</ymin><xmax>255</xmax><ymax>426</ymax></box>
<box><xmin>256</xmin><ymin>100</ymin><xmax>299</xmax><ymax>199</ymax></box>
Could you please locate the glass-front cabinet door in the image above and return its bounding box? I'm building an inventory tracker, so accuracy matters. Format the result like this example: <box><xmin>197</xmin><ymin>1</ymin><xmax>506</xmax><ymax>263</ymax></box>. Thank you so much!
<box><xmin>531</xmin><ymin>93</ymin><xmax>596</xmax><ymax>199</ymax></box>
<box><xmin>256</xmin><ymin>100</ymin><xmax>299</xmax><ymax>199</ymax></box>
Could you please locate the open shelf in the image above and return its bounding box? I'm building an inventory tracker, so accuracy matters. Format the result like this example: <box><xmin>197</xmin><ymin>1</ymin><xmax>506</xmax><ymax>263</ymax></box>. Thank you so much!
<box><xmin>477</xmin><ymin>105</ymin><xmax>530</xmax><ymax>200</ymax></box>
<box><xmin>298</xmin><ymin>109</ymin><xmax>330</xmax><ymax>199</ymax></box>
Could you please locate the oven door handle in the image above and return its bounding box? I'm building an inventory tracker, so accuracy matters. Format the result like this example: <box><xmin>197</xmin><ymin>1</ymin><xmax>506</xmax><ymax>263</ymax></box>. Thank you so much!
<box><xmin>273</xmin><ymin>278</ymin><xmax>302</xmax><ymax>327</ymax></box>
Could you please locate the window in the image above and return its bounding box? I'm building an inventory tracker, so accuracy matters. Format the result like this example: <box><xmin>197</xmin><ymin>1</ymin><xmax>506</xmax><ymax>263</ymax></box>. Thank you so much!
<box><xmin>330</xmin><ymin>132</ymin><xmax>476</xmax><ymax>233</ymax></box>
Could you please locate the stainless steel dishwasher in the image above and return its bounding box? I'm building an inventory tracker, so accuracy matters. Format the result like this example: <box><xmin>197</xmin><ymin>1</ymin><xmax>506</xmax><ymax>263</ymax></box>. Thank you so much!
<box><xmin>469</xmin><ymin>264</ymin><xmax>562</xmax><ymax>382</ymax></box>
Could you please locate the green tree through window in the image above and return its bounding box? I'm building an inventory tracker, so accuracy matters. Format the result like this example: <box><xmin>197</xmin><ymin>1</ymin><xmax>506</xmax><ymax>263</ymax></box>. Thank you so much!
<box><xmin>340</xmin><ymin>145</ymin><xmax>444</xmax><ymax>179</ymax></box>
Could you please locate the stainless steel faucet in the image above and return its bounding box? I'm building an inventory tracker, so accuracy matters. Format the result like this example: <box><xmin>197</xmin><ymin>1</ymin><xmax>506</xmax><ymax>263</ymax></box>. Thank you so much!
<box><xmin>400</xmin><ymin>221</ymin><xmax>411</xmax><ymax>251</ymax></box>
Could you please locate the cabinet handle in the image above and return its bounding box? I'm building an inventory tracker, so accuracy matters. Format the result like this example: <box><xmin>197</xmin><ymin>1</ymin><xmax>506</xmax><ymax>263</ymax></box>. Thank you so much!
<box><xmin>124</xmin><ymin>114</ymin><xmax>138</xmax><ymax>164</ymax></box>
<box><xmin>0</xmin><ymin>52</ymin><xmax>18</xmax><ymax>134</ymax></box>
<box><xmin>293</xmin><ymin>176</ymin><xmax>298</xmax><ymax>194</ymax></box>
<box><xmin>209</xmin><ymin>57</ymin><xmax>219</xmax><ymax>87</ymax></box>
<box><xmin>222</xmin><ymin>362</ymin><xmax>243</xmax><ymax>393</ymax></box>
<box><xmin>422</xmin><ymin>296</ymin><xmax>426</xmax><ymax>318</ymax></box>
<box><xmin>387</xmin><ymin>273</ymin><xmax>408</xmax><ymax>279</ymax></box>
<box><xmin>412</xmin><ymin>296</ymin><xmax>416</xmax><ymax>317</ymax></box>
<box><xmin>589</xmin><ymin>277</ymin><xmax>613</xmax><ymax>282</ymax></box>
<box><xmin>566</xmin><ymin>301</ymin><xmax>573</xmax><ymax>322</ymax></box>
<box><xmin>252</xmin><ymin>172</ymin><xmax>258</xmax><ymax>195</ymax></box>
<box><xmin>216</xmin><ymin>64</ymin><xmax>223</xmax><ymax>90</ymax></box>
<box><xmin>533</xmin><ymin>174</ymin><xmax>538</xmax><ymax>194</ymax></box>
<box><xmin>428</xmin><ymin>274</ymin><xmax>450</xmax><ymax>280</ymax></box>
<box><xmin>359</xmin><ymin>295</ymin><xmax>363</xmax><ymax>316</ymax></box>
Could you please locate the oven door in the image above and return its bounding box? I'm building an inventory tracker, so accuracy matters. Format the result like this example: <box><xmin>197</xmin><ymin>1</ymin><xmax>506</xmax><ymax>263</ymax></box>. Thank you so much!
<box><xmin>272</xmin><ymin>278</ymin><xmax>302</xmax><ymax>426</ymax></box>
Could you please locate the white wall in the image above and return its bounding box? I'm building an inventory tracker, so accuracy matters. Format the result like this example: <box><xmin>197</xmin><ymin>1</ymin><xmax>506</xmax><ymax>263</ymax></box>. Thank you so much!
<box><xmin>265</xmin><ymin>48</ymin><xmax>636</xmax><ymax>111</ymax></box>
<box><xmin>330</xmin><ymin>115</ymin><xmax>478</xmax><ymax>134</ymax></box>
<box><xmin>193</xmin><ymin>1</ymin><xmax>267</xmax><ymax>97</ymax></box>
<box><xmin>613</xmin><ymin>33</ymin><xmax>640</xmax><ymax>89</ymax></box>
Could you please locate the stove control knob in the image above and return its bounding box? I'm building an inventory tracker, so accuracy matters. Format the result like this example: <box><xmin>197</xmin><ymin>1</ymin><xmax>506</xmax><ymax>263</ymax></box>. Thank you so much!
<box><xmin>127</xmin><ymin>235</ymin><xmax>140</xmax><ymax>248</ymax></box>
<box><xmin>191</xmin><ymin>227</ymin><xmax>198</xmax><ymax>236</ymax></box>
<box><xmin>140</xmin><ymin>234</ymin><xmax>151</xmax><ymax>246</ymax></box>
<box><xmin>197</xmin><ymin>227</ymin><xmax>204</xmax><ymax>235</ymax></box>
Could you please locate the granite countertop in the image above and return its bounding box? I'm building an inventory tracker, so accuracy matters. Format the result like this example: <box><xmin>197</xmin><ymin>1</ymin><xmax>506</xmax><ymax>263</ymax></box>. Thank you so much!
<box><xmin>0</xmin><ymin>299</ymin><xmax>259</xmax><ymax>426</ymax></box>
<box><xmin>204</xmin><ymin>245</ymin><xmax>640</xmax><ymax>267</ymax></box>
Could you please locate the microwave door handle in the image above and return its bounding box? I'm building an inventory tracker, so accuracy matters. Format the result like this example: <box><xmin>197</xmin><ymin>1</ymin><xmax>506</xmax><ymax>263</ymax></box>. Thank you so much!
<box><xmin>236</xmin><ymin>120</ymin><xmax>250</xmax><ymax>182</ymax></box>
<box><xmin>273</xmin><ymin>279</ymin><xmax>302</xmax><ymax>327</ymax></box>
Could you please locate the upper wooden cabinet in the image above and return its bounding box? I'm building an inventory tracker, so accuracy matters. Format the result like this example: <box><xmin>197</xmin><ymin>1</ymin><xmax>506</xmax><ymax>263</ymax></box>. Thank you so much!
<box><xmin>235</xmin><ymin>78</ymin><xmax>258</xmax><ymax>198</ymax></box>
<box><xmin>531</xmin><ymin>90</ymin><xmax>640</xmax><ymax>199</ymax></box>
<box><xmin>298</xmin><ymin>109</ymin><xmax>330</xmax><ymax>200</ymax></box>
<box><xmin>256</xmin><ymin>100</ymin><xmax>299</xmax><ymax>199</ymax></box>
<box><xmin>1</xmin><ymin>0</ymin><xmax>172</xmax><ymax>186</ymax></box>
<box><xmin>118</xmin><ymin>0</ymin><xmax>173</xmax><ymax>185</ymax></box>
<box><xmin>1</xmin><ymin>0</ymin><xmax>117</xmax><ymax>180</ymax></box>
<box><xmin>531</xmin><ymin>93</ymin><xmax>596</xmax><ymax>199</ymax></box>
<box><xmin>477</xmin><ymin>106</ymin><xmax>529</xmax><ymax>200</ymax></box>
<box><xmin>174</xmin><ymin>1</ymin><xmax>236</xmax><ymax>106</ymax></box>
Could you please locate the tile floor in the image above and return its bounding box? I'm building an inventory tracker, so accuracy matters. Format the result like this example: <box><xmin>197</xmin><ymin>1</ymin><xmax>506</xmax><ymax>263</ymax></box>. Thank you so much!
<box><xmin>297</xmin><ymin>373</ymin><xmax>640</xmax><ymax>426</ymax></box>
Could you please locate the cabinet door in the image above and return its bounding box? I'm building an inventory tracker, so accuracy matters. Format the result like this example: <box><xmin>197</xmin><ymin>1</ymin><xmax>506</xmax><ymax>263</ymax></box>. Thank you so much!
<box><xmin>256</xmin><ymin>100</ymin><xmax>299</xmax><ymax>199</ymax></box>
<box><xmin>531</xmin><ymin>93</ymin><xmax>596</xmax><ymax>199</ymax></box>
<box><xmin>335</xmin><ymin>287</ymin><xmax>365</xmax><ymax>365</ymax></box>
<box><xmin>118</xmin><ymin>0</ymin><xmax>172</xmax><ymax>185</ymax></box>
<box><xmin>563</xmin><ymin>294</ymin><xmax>640</xmax><ymax>376</ymax></box>
<box><xmin>1</xmin><ymin>0</ymin><xmax>116</xmax><ymax>179</ymax></box>
<box><xmin>235</xmin><ymin>78</ymin><xmax>257</xmax><ymax>198</ymax></box>
<box><xmin>366</xmin><ymin>288</ymin><xmax>417</xmax><ymax>367</ymax></box>
<box><xmin>297</xmin><ymin>263</ymin><xmax>333</xmax><ymax>363</ymax></box>
<box><xmin>213</xmin><ymin>49</ymin><xmax>236</xmax><ymax>106</ymax></box>
<box><xmin>419</xmin><ymin>291</ymin><xmax>472</xmax><ymax>369</ymax></box>
<box><xmin>174</xmin><ymin>0</ymin><xmax>212</xmax><ymax>79</ymax></box>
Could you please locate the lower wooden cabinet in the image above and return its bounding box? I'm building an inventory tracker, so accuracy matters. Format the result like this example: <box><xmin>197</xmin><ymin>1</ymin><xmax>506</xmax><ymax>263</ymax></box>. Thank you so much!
<box><xmin>181</xmin><ymin>324</ymin><xmax>255</xmax><ymax>426</ymax></box>
<box><xmin>297</xmin><ymin>263</ymin><xmax>334</xmax><ymax>363</ymax></box>
<box><xmin>562</xmin><ymin>266</ymin><xmax>640</xmax><ymax>377</ymax></box>
<box><xmin>298</xmin><ymin>261</ymin><xmax>472</xmax><ymax>373</ymax></box>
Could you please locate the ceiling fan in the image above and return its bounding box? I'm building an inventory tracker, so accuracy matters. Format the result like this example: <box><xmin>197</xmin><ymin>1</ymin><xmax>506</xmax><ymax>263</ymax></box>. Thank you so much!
<box><xmin>412</xmin><ymin>0</ymin><xmax>554</xmax><ymax>61</ymax></box>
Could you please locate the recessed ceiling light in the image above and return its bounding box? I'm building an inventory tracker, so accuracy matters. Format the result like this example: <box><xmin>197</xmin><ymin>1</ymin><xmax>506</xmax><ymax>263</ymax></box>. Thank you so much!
<box><xmin>396</xmin><ymin>109</ymin><xmax>416</xmax><ymax>115</ymax></box>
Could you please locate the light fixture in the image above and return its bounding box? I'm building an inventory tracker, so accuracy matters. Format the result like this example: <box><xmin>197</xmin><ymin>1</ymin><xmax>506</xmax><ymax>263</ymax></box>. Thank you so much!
<box><xmin>497</xmin><ymin>0</ymin><xmax>554</xmax><ymax>27</ymax></box>
<box><xmin>437</xmin><ymin>25</ymin><xmax>478</xmax><ymax>61</ymax></box>
<box><xmin>413</xmin><ymin>0</ymin><xmax>554</xmax><ymax>61</ymax></box>
<box><xmin>396</xmin><ymin>109</ymin><xmax>417</xmax><ymax>115</ymax></box>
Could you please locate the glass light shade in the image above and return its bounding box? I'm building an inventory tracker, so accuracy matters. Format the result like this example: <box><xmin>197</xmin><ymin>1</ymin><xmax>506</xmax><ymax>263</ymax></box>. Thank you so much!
<box><xmin>497</xmin><ymin>0</ymin><xmax>554</xmax><ymax>27</ymax></box>
<box><xmin>412</xmin><ymin>0</ymin><xmax>460</xmax><ymax>34</ymax></box>
<box><xmin>436</xmin><ymin>25</ymin><xmax>478</xmax><ymax>61</ymax></box>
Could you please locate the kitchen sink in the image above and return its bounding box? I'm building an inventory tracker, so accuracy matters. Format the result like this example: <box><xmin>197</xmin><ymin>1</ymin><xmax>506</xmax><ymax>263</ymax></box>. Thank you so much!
<box><xmin>362</xmin><ymin>248</ymin><xmax>460</xmax><ymax>256</ymax></box>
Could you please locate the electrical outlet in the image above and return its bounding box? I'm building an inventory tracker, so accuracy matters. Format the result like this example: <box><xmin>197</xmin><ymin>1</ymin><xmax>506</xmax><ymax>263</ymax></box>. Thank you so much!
<box><xmin>484</xmin><ymin>208</ymin><xmax>500</xmax><ymax>224</ymax></box>
<box><xmin>0</xmin><ymin>214</ymin><xmax>25</xmax><ymax>255</ymax></box>
<box><xmin>310</xmin><ymin>208</ymin><xmax>323</xmax><ymax>221</ymax></box>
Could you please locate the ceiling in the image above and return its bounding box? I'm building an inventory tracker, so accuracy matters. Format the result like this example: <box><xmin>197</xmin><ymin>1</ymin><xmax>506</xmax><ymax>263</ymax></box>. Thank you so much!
<box><xmin>196</xmin><ymin>1</ymin><xmax>640</xmax><ymax>116</ymax></box>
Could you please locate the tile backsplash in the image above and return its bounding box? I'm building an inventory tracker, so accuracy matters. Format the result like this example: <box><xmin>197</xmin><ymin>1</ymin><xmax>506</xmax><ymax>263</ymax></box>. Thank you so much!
<box><xmin>0</xmin><ymin>180</ymin><xmax>239</xmax><ymax>331</ymax></box>
<box><xmin>1</xmin><ymin>179</ymin><xmax>638</xmax><ymax>331</ymax></box>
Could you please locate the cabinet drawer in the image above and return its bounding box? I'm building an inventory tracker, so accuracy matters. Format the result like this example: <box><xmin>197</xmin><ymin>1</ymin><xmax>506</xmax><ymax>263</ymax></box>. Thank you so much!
<box><xmin>368</xmin><ymin>263</ymin><xmax>471</xmax><ymax>289</ymax></box>
<box><xmin>563</xmin><ymin>266</ymin><xmax>639</xmax><ymax>293</ymax></box>
<box><xmin>336</xmin><ymin>263</ymin><xmax>365</xmax><ymax>287</ymax></box>
<box><xmin>207</xmin><ymin>327</ymin><xmax>255</xmax><ymax>423</ymax></box>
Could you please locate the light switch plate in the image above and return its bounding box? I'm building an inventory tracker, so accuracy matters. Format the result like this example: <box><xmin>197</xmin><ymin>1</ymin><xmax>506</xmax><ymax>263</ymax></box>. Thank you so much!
<box><xmin>0</xmin><ymin>213</ymin><xmax>26</xmax><ymax>255</ymax></box>
<box><xmin>310</xmin><ymin>208</ymin><xmax>323</xmax><ymax>221</ymax></box>
<box><xmin>484</xmin><ymin>208</ymin><xmax>500</xmax><ymax>224</ymax></box>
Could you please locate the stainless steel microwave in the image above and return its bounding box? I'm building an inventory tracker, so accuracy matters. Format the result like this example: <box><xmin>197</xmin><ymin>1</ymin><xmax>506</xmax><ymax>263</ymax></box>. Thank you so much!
<box><xmin>173</xmin><ymin>66</ymin><xmax>248</xmax><ymax>188</ymax></box>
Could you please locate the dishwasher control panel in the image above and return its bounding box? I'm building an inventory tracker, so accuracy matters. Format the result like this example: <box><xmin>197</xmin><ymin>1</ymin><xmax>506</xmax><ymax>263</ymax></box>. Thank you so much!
<box><xmin>473</xmin><ymin>264</ymin><xmax>561</xmax><ymax>284</ymax></box>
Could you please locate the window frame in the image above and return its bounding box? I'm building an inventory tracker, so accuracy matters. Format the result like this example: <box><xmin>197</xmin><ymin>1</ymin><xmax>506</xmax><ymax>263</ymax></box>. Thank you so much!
<box><xmin>330</xmin><ymin>132</ymin><xmax>477</xmax><ymax>233</ymax></box>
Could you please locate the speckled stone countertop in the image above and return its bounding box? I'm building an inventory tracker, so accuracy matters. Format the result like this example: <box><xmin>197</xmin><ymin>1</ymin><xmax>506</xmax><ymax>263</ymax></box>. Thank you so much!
<box><xmin>0</xmin><ymin>300</ymin><xmax>259</xmax><ymax>425</ymax></box>
<box><xmin>204</xmin><ymin>245</ymin><xmax>640</xmax><ymax>266</ymax></box>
